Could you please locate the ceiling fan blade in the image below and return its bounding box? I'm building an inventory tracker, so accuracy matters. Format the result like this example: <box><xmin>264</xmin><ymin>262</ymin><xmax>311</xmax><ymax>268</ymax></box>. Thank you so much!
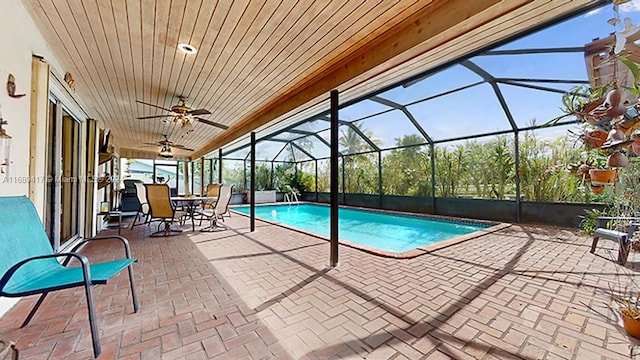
<box><xmin>172</xmin><ymin>144</ymin><xmax>195</xmax><ymax>151</ymax></box>
<box><xmin>195</xmin><ymin>117</ymin><xmax>229</xmax><ymax>130</ymax></box>
<box><xmin>188</xmin><ymin>108</ymin><xmax>211</xmax><ymax>116</ymax></box>
<box><xmin>143</xmin><ymin>142</ymin><xmax>159</xmax><ymax>146</ymax></box>
<box><xmin>136</xmin><ymin>100</ymin><xmax>172</xmax><ymax>112</ymax></box>
<box><xmin>137</xmin><ymin>115</ymin><xmax>171</xmax><ymax>120</ymax></box>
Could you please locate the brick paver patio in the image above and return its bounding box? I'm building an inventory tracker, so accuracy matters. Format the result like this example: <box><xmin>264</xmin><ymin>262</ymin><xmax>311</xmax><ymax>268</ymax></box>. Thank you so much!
<box><xmin>1</xmin><ymin>212</ymin><xmax>639</xmax><ymax>359</ymax></box>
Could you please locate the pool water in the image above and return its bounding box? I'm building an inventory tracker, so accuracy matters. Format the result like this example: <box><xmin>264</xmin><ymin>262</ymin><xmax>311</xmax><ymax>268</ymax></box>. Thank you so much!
<box><xmin>233</xmin><ymin>204</ymin><xmax>489</xmax><ymax>253</ymax></box>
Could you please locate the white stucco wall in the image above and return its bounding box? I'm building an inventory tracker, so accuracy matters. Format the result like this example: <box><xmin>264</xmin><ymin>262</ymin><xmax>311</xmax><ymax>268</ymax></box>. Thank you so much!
<box><xmin>0</xmin><ymin>0</ymin><xmax>86</xmax><ymax>316</ymax></box>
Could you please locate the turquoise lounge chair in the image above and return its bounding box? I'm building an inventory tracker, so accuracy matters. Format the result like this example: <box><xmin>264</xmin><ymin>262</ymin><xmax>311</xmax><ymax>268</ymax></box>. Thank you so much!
<box><xmin>0</xmin><ymin>196</ymin><xmax>139</xmax><ymax>358</ymax></box>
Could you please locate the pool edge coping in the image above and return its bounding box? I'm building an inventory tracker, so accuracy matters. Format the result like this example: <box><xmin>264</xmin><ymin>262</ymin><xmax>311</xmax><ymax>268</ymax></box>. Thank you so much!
<box><xmin>230</xmin><ymin>202</ymin><xmax>511</xmax><ymax>259</ymax></box>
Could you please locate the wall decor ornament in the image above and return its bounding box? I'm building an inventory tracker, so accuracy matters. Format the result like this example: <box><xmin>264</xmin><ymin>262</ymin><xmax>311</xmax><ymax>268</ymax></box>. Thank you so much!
<box><xmin>64</xmin><ymin>72</ymin><xmax>75</xmax><ymax>92</ymax></box>
<box><xmin>6</xmin><ymin>74</ymin><xmax>25</xmax><ymax>98</ymax></box>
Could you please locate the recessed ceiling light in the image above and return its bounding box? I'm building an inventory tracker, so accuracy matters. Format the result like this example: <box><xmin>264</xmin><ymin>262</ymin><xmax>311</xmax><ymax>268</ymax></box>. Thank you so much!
<box><xmin>177</xmin><ymin>43</ymin><xmax>197</xmax><ymax>54</ymax></box>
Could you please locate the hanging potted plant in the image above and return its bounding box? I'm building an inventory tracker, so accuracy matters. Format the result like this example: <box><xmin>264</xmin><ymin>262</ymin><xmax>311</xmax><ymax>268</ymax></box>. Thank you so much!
<box><xmin>590</xmin><ymin>184</ymin><xmax>605</xmax><ymax>194</ymax></box>
<box><xmin>547</xmin><ymin>85</ymin><xmax>610</xmax><ymax>126</ymax></box>
<box><xmin>589</xmin><ymin>167</ymin><xmax>618</xmax><ymax>185</ymax></box>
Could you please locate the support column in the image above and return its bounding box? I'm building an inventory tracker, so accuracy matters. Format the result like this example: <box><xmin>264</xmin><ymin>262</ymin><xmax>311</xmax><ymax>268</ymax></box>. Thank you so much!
<box><xmin>330</xmin><ymin>90</ymin><xmax>339</xmax><ymax>267</ymax></box>
<box><xmin>250</xmin><ymin>132</ymin><xmax>256</xmax><ymax>232</ymax></box>
<box><xmin>270</xmin><ymin>161</ymin><xmax>274</xmax><ymax>190</ymax></box>
<box><xmin>183</xmin><ymin>162</ymin><xmax>190</xmax><ymax>195</ymax></box>
<box><xmin>378</xmin><ymin>151</ymin><xmax>382</xmax><ymax>208</ymax></box>
<box><xmin>430</xmin><ymin>143</ymin><xmax>436</xmax><ymax>214</ymax></box>
<box><xmin>243</xmin><ymin>160</ymin><xmax>247</xmax><ymax>191</ymax></box>
<box><xmin>514</xmin><ymin>131</ymin><xmax>521</xmax><ymax>222</ymax></box>
<box><xmin>218</xmin><ymin>148</ymin><xmax>223</xmax><ymax>183</ymax></box>
<box><xmin>200</xmin><ymin>158</ymin><xmax>205</xmax><ymax>196</ymax></box>
<box><xmin>315</xmin><ymin>159</ymin><xmax>319</xmax><ymax>202</ymax></box>
<box><xmin>341</xmin><ymin>156</ymin><xmax>345</xmax><ymax>204</ymax></box>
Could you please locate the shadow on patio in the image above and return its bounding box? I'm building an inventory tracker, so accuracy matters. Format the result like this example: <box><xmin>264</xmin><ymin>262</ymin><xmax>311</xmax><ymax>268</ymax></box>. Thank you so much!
<box><xmin>0</xmin><ymin>215</ymin><xmax>639</xmax><ymax>359</ymax></box>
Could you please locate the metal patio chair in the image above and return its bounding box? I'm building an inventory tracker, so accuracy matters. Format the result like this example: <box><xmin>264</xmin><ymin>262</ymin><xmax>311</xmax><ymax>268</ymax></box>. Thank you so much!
<box><xmin>591</xmin><ymin>216</ymin><xmax>640</xmax><ymax>265</ymax></box>
<box><xmin>0</xmin><ymin>195</ymin><xmax>139</xmax><ymax>358</ymax></box>
<box><xmin>145</xmin><ymin>184</ymin><xmax>189</xmax><ymax>236</ymax></box>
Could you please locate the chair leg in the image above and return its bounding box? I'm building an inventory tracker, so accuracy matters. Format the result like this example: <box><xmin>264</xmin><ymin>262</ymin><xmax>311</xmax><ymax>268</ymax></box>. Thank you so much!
<box><xmin>130</xmin><ymin>212</ymin><xmax>139</xmax><ymax>229</ymax></box>
<box><xmin>83</xmin><ymin>282</ymin><xmax>101</xmax><ymax>358</ymax></box>
<box><xmin>21</xmin><ymin>292</ymin><xmax>48</xmax><ymax>328</ymax></box>
<box><xmin>127</xmin><ymin>265</ymin><xmax>139</xmax><ymax>313</ymax></box>
<box><xmin>619</xmin><ymin>238</ymin><xmax>631</xmax><ymax>265</ymax></box>
<box><xmin>590</xmin><ymin>236</ymin><xmax>599</xmax><ymax>254</ymax></box>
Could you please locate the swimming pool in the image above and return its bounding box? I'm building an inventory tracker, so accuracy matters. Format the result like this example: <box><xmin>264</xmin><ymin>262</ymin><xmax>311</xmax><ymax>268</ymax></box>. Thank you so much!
<box><xmin>233</xmin><ymin>204</ymin><xmax>496</xmax><ymax>256</ymax></box>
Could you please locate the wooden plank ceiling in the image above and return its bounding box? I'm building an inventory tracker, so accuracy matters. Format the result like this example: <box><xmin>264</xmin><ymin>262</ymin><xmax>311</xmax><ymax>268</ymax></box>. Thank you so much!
<box><xmin>21</xmin><ymin>0</ymin><xmax>596</xmax><ymax>160</ymax></box>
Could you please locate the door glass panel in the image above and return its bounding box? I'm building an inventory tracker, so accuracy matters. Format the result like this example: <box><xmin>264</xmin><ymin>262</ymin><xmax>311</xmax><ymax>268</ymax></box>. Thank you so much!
<box><xmin>60</xmin><ymin>112</ymin><xmax>81</xmax><ymax>244</ymax></box>
<box><xmin>154</xmin><ymin>162</ymin><xmax>178</xmax><ymax>196</ymax></box>
<box><xmin>44</xmin><ymin>100</ymin><xmax>56</xmax><ymax>241</ymax></box>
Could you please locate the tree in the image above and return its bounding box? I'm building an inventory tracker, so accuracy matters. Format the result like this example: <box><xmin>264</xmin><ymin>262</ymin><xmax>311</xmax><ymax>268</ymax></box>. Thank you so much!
<box><xmin>489</xmin><ymin>136</ymin><xmax>515</xmax><ymax>199</ymax></box>
<box><xmin>338</xmin><ymin>123</ymin><xmax>380</xmax><ymax>194</ymax></box>
<box><xmin>382</xmin><ymin>135</ymin><xmax>430</xmax><ymax>196</ymax></box>
<box><xmin>434</xmin><ymin>145</ymin><xmax>466</xmax><ymax>197</ymax></box>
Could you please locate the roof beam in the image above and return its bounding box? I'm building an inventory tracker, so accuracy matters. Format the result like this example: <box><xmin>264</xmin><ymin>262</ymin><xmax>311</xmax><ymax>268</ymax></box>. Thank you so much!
<box><xmin>461</xmin><ymin>59</ymin><xmax>518</xmax><ymax>131</ymax></box>
<box><xmin>370</xmin><ymin>96</ymin><xmax>433</xmax><ymax>144</ymax></box>
<box><xmin>290</xmin><ymin>142</ymin><xmax>316</xmax><ymax>160</ymax></box>
<box><xmin>482</xmin><ymin>46</ymin><xmax>584</xmax><ymax>55</ymax></box>
<box><xmin>496</xmin><ymin>79</ymin><xmax>578</xmax><ymax>94</ymax></box>
<box><xmin>192</xmin><ymin>0</ymin><xmax>531</xmax><ymax>158</ymax></box>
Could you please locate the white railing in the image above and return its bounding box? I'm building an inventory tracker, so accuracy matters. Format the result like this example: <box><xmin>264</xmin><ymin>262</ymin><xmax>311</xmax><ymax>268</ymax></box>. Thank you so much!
<box><xmin>284</xmin><ymin>192</ymin><xmax>299</xmax><ymax>203</ymax></box>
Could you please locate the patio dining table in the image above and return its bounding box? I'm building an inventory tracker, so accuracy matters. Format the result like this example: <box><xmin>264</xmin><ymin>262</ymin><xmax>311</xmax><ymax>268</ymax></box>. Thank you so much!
<box><xmin>170</xmin><ymin>196</ymin><xmax>217</xmax><ymax>231</ymax></box>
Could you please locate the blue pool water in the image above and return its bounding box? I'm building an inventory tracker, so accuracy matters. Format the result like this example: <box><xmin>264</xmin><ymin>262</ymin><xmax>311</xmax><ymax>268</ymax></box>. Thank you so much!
<box><xmin>233</xmin><ymin>204</ymin><xmax>489</xmax><ymax>253</ymax></box>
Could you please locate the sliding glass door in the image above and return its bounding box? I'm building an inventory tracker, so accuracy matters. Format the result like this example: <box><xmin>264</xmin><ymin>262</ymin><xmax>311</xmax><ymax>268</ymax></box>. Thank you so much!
<box><xmin>45</xmin><ymin>98</ymin><xmax>83</xmax><ymax>249</ymax></box>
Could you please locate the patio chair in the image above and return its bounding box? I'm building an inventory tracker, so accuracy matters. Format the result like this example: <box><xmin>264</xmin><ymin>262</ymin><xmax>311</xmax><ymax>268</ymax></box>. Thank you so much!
<box><xmin>131</xmin><ymin>182</ymin><xmax>150</xmax><ymax>228</ymax></box>
<box><xmin>196</xmin><ymin>183</ymin><xmax>221</xmax><ymax>226</ymax></box>
<box><xmin>591</xmin><ymin>216</ymin><xmax>640</xmax><ymax>265</ymax></box>
<box><xmin>218</xmin><ymin>184</ymin><xmax>234</xmax><ymax>219</ymax></box>
<box><xmin>199</xmin><ymin>184</ymin><xmax>233</xmax><ymax>231</ymax></box>
<box><xmin>145</xmin><ymin>184</ymin><xmax>189</xmax><ymax>236</ymax></box>
<box><xmin>0</xmin><ymin>195</ymin><xmax>139</xmax><ymax>358</ymax></box>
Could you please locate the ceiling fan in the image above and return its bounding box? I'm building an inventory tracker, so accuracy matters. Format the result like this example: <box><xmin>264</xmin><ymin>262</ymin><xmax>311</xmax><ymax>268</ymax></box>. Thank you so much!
<box><xmin>144</xmin><ymin>134</ymin><xmax>194</xmax><ymax>158</ymax></box>
<box><xmin>136</xmin><ymin>95</ymin><xmax>229</xmax><ymax>130</ymax></box>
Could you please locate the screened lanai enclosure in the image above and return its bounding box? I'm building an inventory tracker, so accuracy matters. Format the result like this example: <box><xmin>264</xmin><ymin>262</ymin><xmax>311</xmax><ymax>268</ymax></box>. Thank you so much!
<box><xmin>204</xmin><ymin>1</ymin><xmax>639</xmax><ymax>228</ymax></box>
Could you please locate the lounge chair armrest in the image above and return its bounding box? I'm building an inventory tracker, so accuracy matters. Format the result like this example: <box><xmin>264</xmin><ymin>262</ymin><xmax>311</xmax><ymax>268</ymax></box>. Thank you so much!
<box><xmin>72</xmin><ymin>235</ymin><xmax>133</xmax><ymax>260</ymax></box>
<box><xmin>0</xmin><ymin>252</ymin><xmax>90</xmax><ymax>291</ymax></box>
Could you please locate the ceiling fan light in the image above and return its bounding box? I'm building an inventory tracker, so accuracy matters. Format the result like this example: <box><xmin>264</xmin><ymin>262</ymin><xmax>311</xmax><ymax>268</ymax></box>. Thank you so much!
<box><xmin>159</xmin><ymin>145</ymin><xmax>173</xmax><ymax>158</ymax></box>
<box><xmin>182</xmin><ymin>118</ymin><xmax>193</xmax><ymax>129</ymax></box>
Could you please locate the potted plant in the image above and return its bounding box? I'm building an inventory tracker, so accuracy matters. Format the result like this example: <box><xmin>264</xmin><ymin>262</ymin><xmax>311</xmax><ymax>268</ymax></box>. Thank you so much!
<box><xmin>610</xmin><ymin>284</ymin><xmax>640</xmax><ymax>339</ymax></box>
<box><xmin>589</xmin><ymin>167</ymin><xmax>618</xmax><ymax>186</ymax></box>
<box><xmin>547</xmin><ymin>85</ymin><xmax>610</xmax><ymax>126</ymax></box>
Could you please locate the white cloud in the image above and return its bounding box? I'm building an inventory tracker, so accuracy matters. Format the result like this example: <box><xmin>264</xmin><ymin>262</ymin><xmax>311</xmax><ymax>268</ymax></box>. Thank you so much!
<box><xmin>586</xmin><ymin>8</ymin><xmax>602</xmax><ymax>17</ymax></box>
<box><xmin>619</xmin><ymin>0</ymin><xmax>640</xmax><ymax>13</ymax></box>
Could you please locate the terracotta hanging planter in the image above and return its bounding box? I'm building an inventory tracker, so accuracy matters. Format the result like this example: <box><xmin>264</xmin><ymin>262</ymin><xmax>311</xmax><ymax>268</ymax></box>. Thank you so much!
<box><xmin>590</xmin><ymin>184</ymin><xmax>605</xmax><ymax>194</ymax></box>
<box><xmin>632</xmin><ymin>134</ymin><xmax>640</xmax><ymax>154</ymax></box>
<box><xmin>589</xmin><ymin>168</ymin><xmax>617</xmax><ymax>186</ymax></box>
<box><xmin>583</xmin><ymin>129</ymin><xmax>608</xmax><ymax>149</ymax></box>
<box><xmin>607</xmin><ymin>152</ymin><xmax>630</xmax><ymax>168</ymax></box>
<box><xmin>622</xmin><ymin>314</ymin><xmax>640</xmax><ymax>339</ymax></box>
<box><xmin>578</xmin><ymin>97</ymin><xmax>606</xmax><ymax>125</ymax></box>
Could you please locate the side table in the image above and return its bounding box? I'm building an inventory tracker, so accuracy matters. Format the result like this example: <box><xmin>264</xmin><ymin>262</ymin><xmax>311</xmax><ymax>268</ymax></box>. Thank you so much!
<box><xmin>97</xmin><ymin>211</ymin><xmax>125</xmax><ymax>235</ymax></box>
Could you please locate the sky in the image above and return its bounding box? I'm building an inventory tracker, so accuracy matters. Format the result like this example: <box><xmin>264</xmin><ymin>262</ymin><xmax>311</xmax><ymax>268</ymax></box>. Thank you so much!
<box><xmin>230</xmin><ymin>1</ymin><xmax>640</xmax><ymax>160</ymax></box>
